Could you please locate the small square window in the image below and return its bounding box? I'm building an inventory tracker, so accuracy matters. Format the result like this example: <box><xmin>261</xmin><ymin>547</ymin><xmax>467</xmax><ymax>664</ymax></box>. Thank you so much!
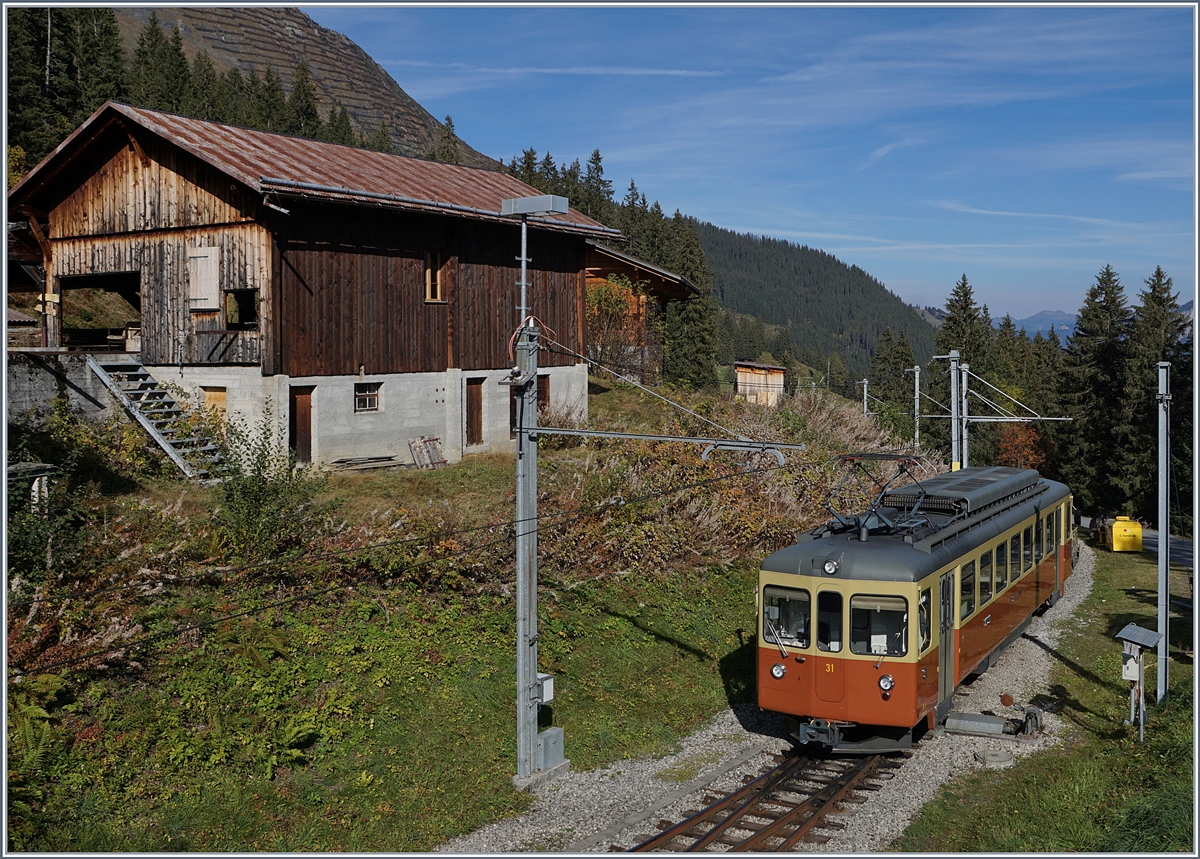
<box><xmin>355</xmin><ymin>382</ymin><xmax>380</xmax><ymax>413</ymax></box>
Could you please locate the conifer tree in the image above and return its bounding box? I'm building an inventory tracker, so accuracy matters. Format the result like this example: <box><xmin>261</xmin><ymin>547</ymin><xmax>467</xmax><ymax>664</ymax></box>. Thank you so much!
<box><xmin>1115</xmin><ymin>266</ymin><xmax>1192</xmax><ymax>525</ymax></box>
<box><xmin>507</xmin><ymin>148</ymin><xmax>542</xmax><ymax>189</ymax></box>
<box><xmin>64</xmin><ymin>8</ymin><xmax>125</xmax><ymax>126</ymax></box>
<box><xmin>215</xmin><ymin>67</ymin><xmax>248</xmax><ymax>126</ymax></box>
<box><xmin>186</xmin><ymin>50</ymin><xmax>220</xmax><ymax>120</ymax></box>
<box><xmin>7</xmin><ymin>8</ymin><xmax>79</xmax><ymax>162</ymax></box>
<box><xmin>321</xmin><ymin>103</ymin><xmax>357</xmax><ymax>145</ymax></box>
<box><xmin>249</xmin><ymin>67</ymin><xmax>288</xmax><ymax>133</ymax></box>
<box><xmin>662</xmin><ymin>212</ymin><xmax>718</xmax><ymax>389</ymax></box>
<box><xmin>362</xmin><ymin>119</ymin><xmax>395</xmax><ymax>153</ymax></box>
<box><xmin>284</xmin><ymin>60</ymin><xmax>323</xmax><ymax>138</ymax></box>
<box><xmin>580</xmin><ymin>149</ymin><xmax>614</xmax><ymax>223</ymax></box>
<box><xmin>1058</xmin><ymin>265</ymin><xmax>1132</xmax><ymax>512</ymax></box>
<box><xmin>428</xmin><ymin>115</ymin><xmax>461</xmax><ymax>163</ymax></box>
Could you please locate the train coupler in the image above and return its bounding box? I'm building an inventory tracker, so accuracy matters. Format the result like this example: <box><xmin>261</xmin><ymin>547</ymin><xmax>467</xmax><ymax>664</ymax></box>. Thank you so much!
<box><xmin>786</xmin><ymin>717</ymin><xmax>842</xmax><ymax>748</ymax></box>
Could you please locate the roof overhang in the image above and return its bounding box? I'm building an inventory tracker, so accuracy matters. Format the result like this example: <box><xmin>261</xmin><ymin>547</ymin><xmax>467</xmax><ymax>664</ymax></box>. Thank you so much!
<box><xmin>585</xmin><ymin>240</ymin><xmax>700</xmax><ymax>301</ymax></box>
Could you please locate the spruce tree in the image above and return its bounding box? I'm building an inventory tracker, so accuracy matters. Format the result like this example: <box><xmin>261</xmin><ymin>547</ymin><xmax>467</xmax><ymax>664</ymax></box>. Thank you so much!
<box><xmin>1115</xmin><ymin>266</ymin><xmax>1192</xmax><ymax>524</ymax></box>
<box><xmin>580</xmin><ymin>149</ymin><xmax>614</xmax><ymax>223</ymax></box>
<box><xmin>508</xmin><ymin>148</ymin><xmax>542</xmax><ymax>189</ymax></box>
<box><xmin>186</xmin><ymin>50</ymin><xmax>220</xmax><ymax>120</ymax></box>
<box><xmin>662</xmin><ymin>212</ymin><xmax>718</xmax><ymax>389</ymax></box>
<box><xmin>321</xmin><ymin>103</ymin><xmax>357</xmax><ymax>145</ymax></box>
<box><xmin>284</xmin><ymin>60</ymin><xmax>323</xmax><ymax>138</ymax></box>
<box><xmin>362</xmin><ymin>119</ymin><xmax>395</xmax><ymax>153</ymax></box>
<box><xmin>7</xmin><ymin>8</ymin><xmax>77</xmax><ymax>162</ymax></box>
<box><xmin>64</xmin><ymin>8</ymin><xmax>125</xmax><ymax>126</ymax></box>
<box><xmin>428</xmin><ymin>115</ymin><xmax>461</xmax><ymax>163</ymax></box>
<box><xmin>1058</xmin><ymin>265</ymin><xmax>1132</xmax><ymax>512</ymax></box>
<box><xmin>250</xmin><ymin>67</ymin><xmax>288</xmax><ymax>132</ymax></box>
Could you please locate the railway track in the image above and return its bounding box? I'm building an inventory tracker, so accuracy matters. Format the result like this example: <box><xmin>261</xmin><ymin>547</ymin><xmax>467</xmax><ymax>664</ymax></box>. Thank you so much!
<box><xmin>628</xmin><ymin>752</ymin><xmax>903</xmax><ymax>852</ymax></box>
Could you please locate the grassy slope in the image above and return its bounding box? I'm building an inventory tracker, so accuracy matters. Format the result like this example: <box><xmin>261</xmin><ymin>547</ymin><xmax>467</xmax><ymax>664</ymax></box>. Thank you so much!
<box><xmin>13</xmin><ymin>379</ymin><xmax>859</xmax><ymax>851</ymax></box>
<box><xmin>890</xmin><ymin>542</ymin><xmax>1194</xmax><ymax>852</ymax></box>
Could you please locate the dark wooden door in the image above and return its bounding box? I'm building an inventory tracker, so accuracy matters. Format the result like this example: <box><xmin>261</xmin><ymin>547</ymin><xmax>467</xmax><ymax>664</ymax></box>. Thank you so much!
<box><xmin>466</xmin><ymin>378</ymin><xmax>483</xmax><ymax>447</ymax></box>
<box><xmin>290</xmin><ymin>386</ymin><xmax>314</xmax><ymax>463</ymax></box>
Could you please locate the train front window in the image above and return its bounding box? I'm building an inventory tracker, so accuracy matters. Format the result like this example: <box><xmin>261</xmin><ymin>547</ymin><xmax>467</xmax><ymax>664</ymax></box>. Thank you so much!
<box><xmin>850</xmin><ymin>595</ymin><xmax>908</xmax><ymax>657</ymax></box>
<box><xmin>762</xmin><ymin>586</ymin><xmax>810</xmax><ymax>648</ymax></box>
<box><xmin>817</xmin><ymin>591</ymin><xmax>842</xmax><ymax>653</ymax></box>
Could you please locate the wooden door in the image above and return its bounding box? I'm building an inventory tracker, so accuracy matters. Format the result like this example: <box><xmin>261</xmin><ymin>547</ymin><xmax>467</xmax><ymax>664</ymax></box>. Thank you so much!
<box><xmin>289</xmin><ymin>386</ymin><xmax>314</xmax><ymax>464</ymax></box>
<box><xmin>466</xmin><ymin>378</ymin><xmax>483</xmax><ymax>447</ymax></box>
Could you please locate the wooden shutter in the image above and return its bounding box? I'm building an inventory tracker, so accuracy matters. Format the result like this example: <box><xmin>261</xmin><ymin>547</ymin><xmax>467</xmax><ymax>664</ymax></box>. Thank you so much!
<box><xmin>187</xmin><ymin>247</ymin><xmax>220</xmax><ymax>311</ymax></box>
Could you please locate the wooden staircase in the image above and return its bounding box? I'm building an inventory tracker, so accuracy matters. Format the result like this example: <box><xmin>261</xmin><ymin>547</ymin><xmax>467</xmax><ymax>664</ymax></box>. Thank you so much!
<box><xmin>87</xmin><ymin>356</ymin><xmax>223</xmax><ymax>480</ymax></box>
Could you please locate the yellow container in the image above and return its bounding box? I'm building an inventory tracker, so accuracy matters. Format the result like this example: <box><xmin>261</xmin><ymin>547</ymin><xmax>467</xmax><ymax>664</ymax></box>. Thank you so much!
<box><xmin>1105</xmin><ymin>516</ymin><xmax>1143</xmax><ymax>552</ymax></box>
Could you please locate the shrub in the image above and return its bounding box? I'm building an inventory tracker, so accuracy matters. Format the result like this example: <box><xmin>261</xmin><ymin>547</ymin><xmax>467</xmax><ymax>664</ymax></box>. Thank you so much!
<box><xmin>212</xmin><ymin>404</ymin><xmax>337</xmax><ymax>563</ymax></box>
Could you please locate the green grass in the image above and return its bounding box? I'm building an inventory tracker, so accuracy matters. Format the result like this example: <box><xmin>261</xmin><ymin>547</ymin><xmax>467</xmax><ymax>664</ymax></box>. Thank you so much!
<box><xmin>11</xmin><ymin>556</ymin><xmax>759</xmax><ymax>851</ymax></box>
<box><xmin>890</xmin><ymin>539</ymin><xmax>1194</xmax><ymax>852</ymax></box>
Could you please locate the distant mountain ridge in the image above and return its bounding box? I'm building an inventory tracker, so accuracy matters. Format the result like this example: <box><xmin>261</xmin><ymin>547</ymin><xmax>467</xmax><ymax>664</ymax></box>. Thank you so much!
<box><xmin>110</xmin><ymin>7</ymin><xmax>497</xmax><ymax>168</ymax></box>
<box><xmin>995</xmin><ymin>310</ymin><xmax>1075</xmax><ymax>339</ymax></box>
<box><xmin>693</xmin><ymin>222</ymin><xmax>936</xmax><ymax>377</ymax></box>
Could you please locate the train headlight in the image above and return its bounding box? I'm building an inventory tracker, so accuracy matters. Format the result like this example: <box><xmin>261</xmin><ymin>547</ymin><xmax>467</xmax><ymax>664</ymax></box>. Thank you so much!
<box><xmin>771</xmin><ymin>663</ymin><xmax>787</xmax><ymax>679</ymax></box>
<box><xmin>878</xmin><ymin>674</ymin><xmax>895</xmax><ymax>692</ymax></box>
<box><xmin>823</xmin><ymin>559</ymin><xmax>839</xmax><ymax>575</ymax></box>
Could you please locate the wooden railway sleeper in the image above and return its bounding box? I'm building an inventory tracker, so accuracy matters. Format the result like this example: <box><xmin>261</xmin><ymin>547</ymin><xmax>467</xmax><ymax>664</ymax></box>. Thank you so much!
<box><xmin>733</xmin><ymin>756</ymin><xmax>881</xmax><ymax>852</ymax></box>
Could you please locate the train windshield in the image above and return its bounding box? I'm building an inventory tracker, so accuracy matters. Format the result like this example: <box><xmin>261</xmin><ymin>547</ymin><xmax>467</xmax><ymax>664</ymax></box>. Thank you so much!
<box><xmin>849</xmin><ymin>595</ymin><xmax>908</xmax><ymax>657</ymax></box>
<box><xmin>762</xmin><ymin>586</ymin><xmax>809</xmax><ymax>648</ymax></box>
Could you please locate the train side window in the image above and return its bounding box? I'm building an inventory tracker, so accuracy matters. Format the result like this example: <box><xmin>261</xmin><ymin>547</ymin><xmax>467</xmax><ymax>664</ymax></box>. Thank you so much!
<box><xmin>979</xmin><ymin>551</ymin><xmax>993</xmax><ymax>604</ymax></box>
<box><xmin>1050</xmin><ymin>509</ymin><xmax>1060</xmax><ymax>551</ymax></box>
<box><xmin>816</xmin><ymin>591</ymin><xmax>842</xmax><ymax>653</ymax></box>
<box><xmin>762</xmin><ymin>586</ymin><xmax>810</xmax><ymax>648</ymax></box>
<box><xmin>918</xmin><ymin>588</ymin><xmax>932</xmax><ymax>651</ymax></box>
<box><xmin>850</xmin><ymin>595</ymin><xmax>908</xmax><ymax>656</ymax></box>
<box><xmin>1035</xmin><ymin>517</ymin><xmax>1044</xmax><ymax>563</ymax></box>
<box><xmin>959</xmin><ymin>562</ymin><xmax>976</xmax><ymax>619</ymax></box>
<box><xmin>1023</xmin><ymin>526</ymin><xmax>1033</xmax><ymax>572</ymax></box>
<box><xmin>995</xmin><ymin>542</ymin><xmax>1008</xmax><ymax>590</ymax></box>
<box><xmin>1010</xmin><ymin>535</ymin><xmax>1021</xmax><ymax>580</ymax></box>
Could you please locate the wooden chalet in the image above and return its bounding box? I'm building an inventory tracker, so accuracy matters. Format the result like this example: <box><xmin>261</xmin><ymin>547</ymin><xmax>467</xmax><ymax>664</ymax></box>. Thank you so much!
<box><xmin>584</xmin><ymin>241</ymin><xmax>698</xmax><ymax>382</ymax></box>
<box><xmin>8</xmin><ymin>102</ymin><xmax>622</xmax><ymax>465</ymax></box>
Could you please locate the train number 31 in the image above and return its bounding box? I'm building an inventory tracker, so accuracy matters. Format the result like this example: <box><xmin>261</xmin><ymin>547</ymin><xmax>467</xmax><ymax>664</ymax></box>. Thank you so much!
<box><xmin>824</xmin><ymin>663</ymin><xmax>834</xmax><ymax>673</ymax></box>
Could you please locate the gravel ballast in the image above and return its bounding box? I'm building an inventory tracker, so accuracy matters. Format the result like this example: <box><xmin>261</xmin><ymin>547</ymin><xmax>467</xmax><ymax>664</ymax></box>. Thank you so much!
<box><xmin>438</xmin><ymin>546</ymin><xmax>1095</xmax><ymax>853</ymax></box>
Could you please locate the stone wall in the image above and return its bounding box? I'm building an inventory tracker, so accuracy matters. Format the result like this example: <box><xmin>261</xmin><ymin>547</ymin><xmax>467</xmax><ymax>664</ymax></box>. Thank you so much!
<box><xmin>6</xmin><ymin>350</ymin><xmax>121</xmax><ymax>426</ymax></box>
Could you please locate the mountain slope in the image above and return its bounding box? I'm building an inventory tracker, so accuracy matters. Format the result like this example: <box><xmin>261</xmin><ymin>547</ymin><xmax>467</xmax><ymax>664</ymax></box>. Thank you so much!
<box><xmin>111</xmin><ymin>7</ymin><xmax>496</xmax><ymax>168</ymax></box>
<box><xmin>694</xmin><ymin>221</ymin><xmax>936</xmax><ymax>376</ymax></box>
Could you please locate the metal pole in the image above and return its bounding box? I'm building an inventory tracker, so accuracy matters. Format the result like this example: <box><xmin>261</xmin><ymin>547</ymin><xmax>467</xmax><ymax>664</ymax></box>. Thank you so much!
<box><xmin>1157</xmin><ymin>361</ymin><xmax>1171</xmax><ymax>703</ymax></box>
<box><xmin>960</xmin><ymin>362</ymin><xmax>970</xmax><ymax>469</ymax></box>
<box><xmin>514</xmin><ymin>322</ymin><xmax>539</xmax><ymax>781</ymax></box>
<box><xmin>861</xmin><ymin>379</ymin><xmax>869</xmax><ymax>415</ymax></box>
<box><xmin>949</xmin><ymin>350</ymin><xmax>960</xmax><ymax>471</ymax></box>
<box><xmin>518</xmin><ymin>214</ymin><xmax>529</xmax><ymax>323</ymax></box>
<box><xmin>913</xmin><ymin>365</ymin><xmax>920</xmax><ymax>449</ymax></box>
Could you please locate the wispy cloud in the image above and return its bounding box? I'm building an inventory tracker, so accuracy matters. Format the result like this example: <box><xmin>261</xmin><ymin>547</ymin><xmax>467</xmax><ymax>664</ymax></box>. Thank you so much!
<box><xmin>382</xmin><ymin>58</ymin><xmax>725</xmax><ymax>78</ymax></box>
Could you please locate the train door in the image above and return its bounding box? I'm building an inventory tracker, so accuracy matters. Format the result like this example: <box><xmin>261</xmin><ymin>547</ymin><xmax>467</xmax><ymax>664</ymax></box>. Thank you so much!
<box><xmin>814</xmin><ymin>590</ymin><xmax>844</xmax><ymax>703</ymax></box>
<box><xmin>938</xmin><ymin>571</ymin><xmax>956</xmax><ymax>715</ymax></box>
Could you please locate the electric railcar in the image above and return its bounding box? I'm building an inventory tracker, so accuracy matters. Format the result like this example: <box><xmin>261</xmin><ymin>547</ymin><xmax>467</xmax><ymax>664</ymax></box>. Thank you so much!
<box><xmin>757</xmin><ymin>463</ymin><xmax>1073</xmax><ymax>753</ymax></box>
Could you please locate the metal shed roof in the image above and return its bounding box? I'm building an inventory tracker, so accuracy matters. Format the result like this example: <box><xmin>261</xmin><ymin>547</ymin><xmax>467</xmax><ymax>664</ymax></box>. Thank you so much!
<box><xmin>10</xmin><ymin>102</ymin><xmax>621</xmax><ymax>239</ymax></box>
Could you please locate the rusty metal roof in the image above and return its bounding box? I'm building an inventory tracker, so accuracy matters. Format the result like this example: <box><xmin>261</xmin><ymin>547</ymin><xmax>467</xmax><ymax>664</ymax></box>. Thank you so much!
<box><xmin>7</xmin><ymin>307</ymin><xmax>37</xmax><ymax>324</ymax></box>
<box><xmin>11</xmin><ymin>102</ymin><xmax>621</xmax><ymax>239</ymax></box>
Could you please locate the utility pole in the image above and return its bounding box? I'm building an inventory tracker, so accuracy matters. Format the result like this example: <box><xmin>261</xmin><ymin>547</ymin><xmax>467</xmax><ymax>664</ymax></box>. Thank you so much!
<box><xmin>502</xmin><ymin>195</ymin><xmax>569</xmax><ymax>789</ymax></box>
<box><xmin>908</xmin><ymin>365</ymin><xmax>920</xmax><ymax>449</ymax></box>
<box><xmin>948</xmin><ymin>350</ymin><xmax>960</xmax><ymax>470</ymax></box>
<box><xmin>1157</xmin><ymin>362</ymin><xmax>1171</xmax><ymax>703</ymax></box>
<box><xmin>960</xmin><ymin>362</ymin><xmax>970</xmax><ymax>469</ymax></box>
<box><xmin>859</xmin><ymin>379</ymin><xmax>869</xmax><ymax>415</ymax></box>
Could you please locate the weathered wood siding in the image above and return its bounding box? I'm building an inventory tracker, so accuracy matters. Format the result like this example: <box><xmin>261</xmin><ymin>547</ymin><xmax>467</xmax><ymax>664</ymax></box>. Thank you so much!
<box><xmin>278</xmin><ymin>203</ymin><xmax>585</xmax><ymax>377</ymax></box>
<box><xmin>46</xmin><ymin>139</ymin><xmax>271</xmax><ymax>366</ymax></box>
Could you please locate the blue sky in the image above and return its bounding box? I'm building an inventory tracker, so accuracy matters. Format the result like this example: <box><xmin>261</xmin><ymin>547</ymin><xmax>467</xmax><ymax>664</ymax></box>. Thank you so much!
<box><xmin>307</xmin><ymin>5</ymin><xmax>1196</xmax><ymax>320</ymax></box>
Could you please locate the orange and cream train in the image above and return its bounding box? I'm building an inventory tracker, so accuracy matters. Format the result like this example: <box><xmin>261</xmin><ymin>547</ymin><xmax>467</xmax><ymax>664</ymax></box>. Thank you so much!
<box><xmin>757</xmin><ymin>465</ymin><xmax>1073</xmax><ymax>752</ymax></box>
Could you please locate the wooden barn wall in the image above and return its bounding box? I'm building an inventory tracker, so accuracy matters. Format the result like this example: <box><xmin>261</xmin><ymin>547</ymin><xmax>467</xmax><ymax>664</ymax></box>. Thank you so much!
<box><xmin>277</xmin><ymin>204</ymin><xmax>586</xmax><ymax>377</ymax></box>
<box><xmin>50</xmin><ymin>224</ymin><xmax>273</xmax><ymax>366</ymax></box>
<box><xmin>49</xmin><ymin>135</ymin><xmax>259</xmax><ymax>238</ymax></box>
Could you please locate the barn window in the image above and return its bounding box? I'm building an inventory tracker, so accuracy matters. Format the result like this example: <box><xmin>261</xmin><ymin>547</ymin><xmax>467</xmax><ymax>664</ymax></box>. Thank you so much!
<box><xmin>225</xmin><ymin>289</ymin><xmax>259</xmax><ymax>329</ymax></box>
<box><xmin>187</xmin><ymin>247</ymin><xmax>220</xmax><ymax>311</ymax></box>
<box><xmin>354</xmin><ymin>382</ymin><xmax>381</xmax><ymax>413</ymax></box>
<box><xmin>425</xmin><ymin>250</ymin><xmax>448</xmax><ymax>302</ymax></box>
